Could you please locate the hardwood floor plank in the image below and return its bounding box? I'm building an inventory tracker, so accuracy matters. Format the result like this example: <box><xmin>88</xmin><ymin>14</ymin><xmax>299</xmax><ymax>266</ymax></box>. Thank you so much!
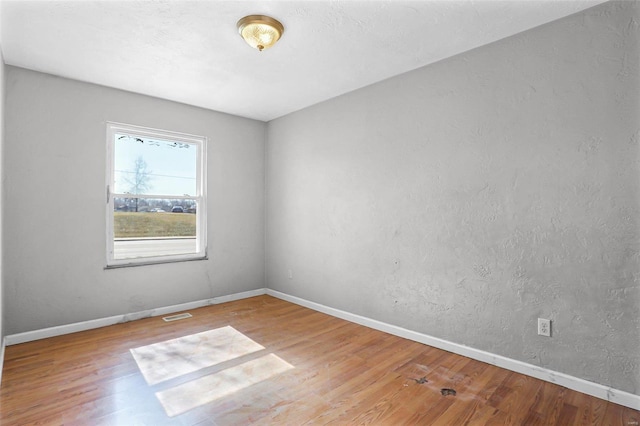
<box><xmin>461</xmin><ymin>404</ymin><xmax>512</xmax><ymax>425</ymax></box>
<box><xmin>487</xmin><ymin>370</ymin><xmax>546</xmax><ymax>422</ymax></box>
<box><xmin>519</xmin><ymin>381</ymin><xmax>568</xmax><ymax>425</ymax></box>
<box><xmin>1</xmin><ymin>295</ymin><xmax>637</xmax><ymax>425</ymax></box>
<box><xmin>556</xmin><ymin>402</ymin><xmax>579</xmax><ymax>425</ymax></box>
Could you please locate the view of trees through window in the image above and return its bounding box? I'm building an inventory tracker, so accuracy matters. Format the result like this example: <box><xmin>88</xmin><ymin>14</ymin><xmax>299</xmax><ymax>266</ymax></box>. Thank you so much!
<box><xmin>107</xmin><ymin>123</ymin><xmax>206</xmax><ymax>265</ymax></box>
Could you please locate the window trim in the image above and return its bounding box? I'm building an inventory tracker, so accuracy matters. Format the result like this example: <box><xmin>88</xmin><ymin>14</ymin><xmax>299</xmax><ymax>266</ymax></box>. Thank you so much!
<box><xmin>105</xmin><ymin>121</ymin><xmax>208</xmax><ymax>268</ymax></box>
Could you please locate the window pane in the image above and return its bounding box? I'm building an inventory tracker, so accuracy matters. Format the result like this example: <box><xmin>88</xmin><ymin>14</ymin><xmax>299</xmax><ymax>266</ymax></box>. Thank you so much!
<box><xmin>113</xmin><ymin>134</ymin><xmax>197</xmax><ymax>196</ymax></box>
<box><xmin>107</xmin><ymin>123</ymin><xmax>206</xmax><ymax>267</ymax></box>
<box><xmin>113</xmin><ymin>198</ymin><xmax>198</xmax><ymax>260</ymax></box>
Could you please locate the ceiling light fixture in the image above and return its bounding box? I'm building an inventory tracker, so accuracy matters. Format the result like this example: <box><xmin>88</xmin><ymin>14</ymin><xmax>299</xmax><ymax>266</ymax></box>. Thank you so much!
<box><xmin>237</xmin><ymin>15</ymin><xmax>284</xmax><ymax>52</ymax></box>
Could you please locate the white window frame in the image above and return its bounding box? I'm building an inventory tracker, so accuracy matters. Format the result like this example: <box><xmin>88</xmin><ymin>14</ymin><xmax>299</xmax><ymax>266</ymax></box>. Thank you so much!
<box><xmin>105</xmin><ymin>122</ymin><xmax>207</xmax><ymax>268</ymax></box>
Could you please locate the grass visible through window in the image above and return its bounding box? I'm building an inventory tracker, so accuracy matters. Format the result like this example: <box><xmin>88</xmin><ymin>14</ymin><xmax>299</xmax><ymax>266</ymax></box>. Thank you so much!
<box><xmin>114</xmin><ymin>212</ymin><xmax>196</xmax><ymax>238</ymax></box>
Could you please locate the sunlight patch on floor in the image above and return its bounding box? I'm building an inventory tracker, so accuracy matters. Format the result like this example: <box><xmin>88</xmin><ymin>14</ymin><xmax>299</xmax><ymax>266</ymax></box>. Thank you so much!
<box><xmin>130</xmin><ymin>325</ymin><xmax>265</xmax><ymax>385</ymax></box>
<box><xmin>156</xmin><ymin>353</ymin><xmax>294</xmax><ymax>417</ymax></box>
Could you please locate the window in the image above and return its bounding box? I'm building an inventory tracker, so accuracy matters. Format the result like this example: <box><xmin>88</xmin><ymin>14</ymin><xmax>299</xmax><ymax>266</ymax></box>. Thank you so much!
<box><xmin>106</xmin><ymin>122</ymin><xmax>207</xmax><ymax>267</ymax></box>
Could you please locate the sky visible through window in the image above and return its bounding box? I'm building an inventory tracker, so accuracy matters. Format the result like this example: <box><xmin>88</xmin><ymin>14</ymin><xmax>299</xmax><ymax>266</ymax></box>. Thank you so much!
<box><xmin>114</xmin><ymin>134</ymin><xmax>197</xmax><ymax>196</ymax></box>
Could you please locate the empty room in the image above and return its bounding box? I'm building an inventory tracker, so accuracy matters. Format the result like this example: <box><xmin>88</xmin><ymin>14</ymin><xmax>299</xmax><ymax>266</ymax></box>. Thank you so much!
<box><xmin>0</xmin><ymin>0</ymin><xmax>638</xmax><ymax>424</ymax></box>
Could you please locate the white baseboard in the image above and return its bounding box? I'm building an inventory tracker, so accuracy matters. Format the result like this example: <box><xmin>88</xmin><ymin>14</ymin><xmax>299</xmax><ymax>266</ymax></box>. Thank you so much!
<box><xmin>266</xmin><ymin>289</ymin><xmax>640</xmax><ymax>411</ymax></box>
<box><xmin>4</xmin><ymin>288</ymin><xmax>267</xmax><ymax>346</ymax></box>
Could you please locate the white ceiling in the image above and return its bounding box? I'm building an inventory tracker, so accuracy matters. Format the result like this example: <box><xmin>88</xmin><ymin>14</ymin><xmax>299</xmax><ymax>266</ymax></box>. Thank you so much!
<box><xmin>1</xmin><ymin>0</ymin><xmax>606</xmax><ymax>122</ymax></box>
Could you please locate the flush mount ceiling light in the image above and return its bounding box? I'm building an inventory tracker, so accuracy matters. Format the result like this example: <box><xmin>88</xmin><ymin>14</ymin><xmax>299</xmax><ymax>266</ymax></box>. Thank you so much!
<box><xmin>237</xmin><ymin>15</ymin><xmax>284</xmax><ymax>52</ymax></box>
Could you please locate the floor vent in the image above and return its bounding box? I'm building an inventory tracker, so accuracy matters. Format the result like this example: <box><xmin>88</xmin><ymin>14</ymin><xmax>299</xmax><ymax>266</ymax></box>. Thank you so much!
<box><xmin>162</xmin><ymin>313</ymin><xmax>193</xmax><ymax>322</ymax></box>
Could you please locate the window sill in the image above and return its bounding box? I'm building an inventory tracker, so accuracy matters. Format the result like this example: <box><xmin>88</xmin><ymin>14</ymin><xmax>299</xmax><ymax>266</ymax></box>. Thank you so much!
<box><xmin>105</xmin><ymin>255</ymin><xmax>208</xmax><ymax>269</ymax></box>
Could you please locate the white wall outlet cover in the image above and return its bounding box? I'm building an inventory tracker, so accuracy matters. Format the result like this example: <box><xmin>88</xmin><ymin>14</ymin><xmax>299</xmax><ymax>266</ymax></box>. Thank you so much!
<box><xmin>538</xmin><ymin>318</ymin><xmax>551</xmax><ymax>337</ymax></box>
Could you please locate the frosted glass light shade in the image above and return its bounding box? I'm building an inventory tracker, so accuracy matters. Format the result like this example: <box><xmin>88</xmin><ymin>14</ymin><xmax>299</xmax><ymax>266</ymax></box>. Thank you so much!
<box><xmin>237</xmin><ymin>15</ymin><xmax>284</xmax><ymax>51</ymax></box>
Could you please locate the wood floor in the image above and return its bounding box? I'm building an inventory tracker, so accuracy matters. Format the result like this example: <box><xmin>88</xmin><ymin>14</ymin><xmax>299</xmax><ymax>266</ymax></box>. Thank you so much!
<box><xmin>1</xmin><ymin>295</ymin><xmax>638</xmax><ymax>425</ymax></box>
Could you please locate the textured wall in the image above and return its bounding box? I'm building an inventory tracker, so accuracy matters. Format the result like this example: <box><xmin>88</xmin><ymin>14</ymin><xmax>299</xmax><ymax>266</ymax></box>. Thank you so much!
<box><xmin>4</xmin><ymin>67</ymin><xmax>266</xmax><ymax>334</ymax></box>
<box><xmin>0</xmin><ymin>49</ymin><xmax>5</xmax><ymax>342</ymax></box>
<box><xmin>266</xmin><ymin>1</ymin><xmax>639</xmax><ymax>394</ymax></box>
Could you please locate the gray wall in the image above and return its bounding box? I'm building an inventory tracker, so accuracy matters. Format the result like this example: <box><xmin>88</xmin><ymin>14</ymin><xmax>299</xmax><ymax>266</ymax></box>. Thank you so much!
<box><xmin>4</xmin><ymin>67</ymin><xmax>266</xmax><ymax>335</ymax></box>
<box><xmin>266</xmin><ymin>1</ymin><xmax>639</xmax><ymax>395</ymax></box>
<box><xmin>0</xmin><ymin>43</ymin><xmax>5</xmax><ymax>346</ymax></box>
